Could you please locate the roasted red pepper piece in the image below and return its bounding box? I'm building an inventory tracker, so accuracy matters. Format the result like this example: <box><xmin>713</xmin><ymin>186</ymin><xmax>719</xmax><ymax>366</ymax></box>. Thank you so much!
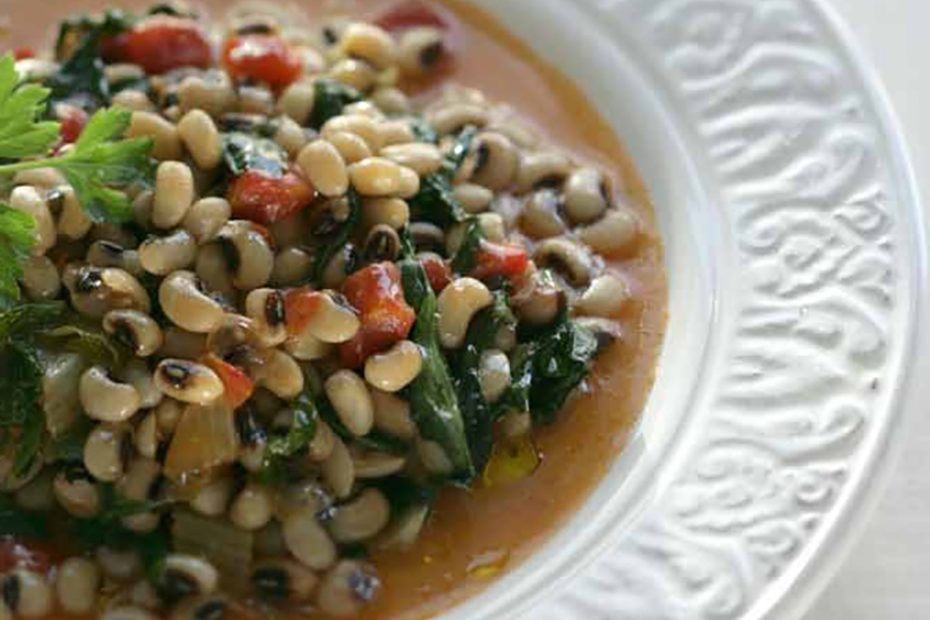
<box><xmin>283</xmin><ymin>288</ymin><xmax>326</xmax><ymax>336</ymax></box>
<box><xmin>202</xmin><ymin>354</ymin><xmax>254</xmax><ymax>409</ymax></box>
<box><xmin>419</xmin><ymin>253</ymin><xmax>452</xmax><ymax>293</ymax></box>
<box><xmin>55</xmin><ymin>104</ymin><xmax>88</xmax><ymax>145</ymax></box>
<box><xmin>13</xmin><ymin>47</ymin><xmax>35</xmax><ymax>61</ymax></box>
<box><xmin>471</xmin><ymin>240</ymin><xmax>530</xmax><ymax>281</ymax></box>
<box><xmin>375</xmin><ymin>1</ymin><xmax>450</xmax><ymax>31</ymax></box>
<box><xmin>227</xmin><ymin>169</ymin><xmax>315</xmax><ymax>225</ymax></box>
<box><xmin>104</xmin><ymin>15</ymin><xmax>212</xmax><ymax>75</ymax></box>
<box><xmin>222</xmin><ymin>34</ymin><xmax>303</xmax><ymax>90</ymax></box>
<box><xmin>339</xmin><ymin>262</ymin><xmax>416</xmax><ymax>367</ymax></box>
<box><xmin>0</xmin><ymin>538</ymin><xmax>53</xmax><ymax>575</ymax></box>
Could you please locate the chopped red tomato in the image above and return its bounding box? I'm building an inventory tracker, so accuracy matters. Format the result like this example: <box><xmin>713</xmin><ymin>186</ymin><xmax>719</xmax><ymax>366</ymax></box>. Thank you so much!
<box><xmin>472</xmin><ymin>240</ymin><xmax>530</xmax><ymax>280</ymax></box>
<box><xmin>420</xmin><ymin>254</ymin><xmax>452</xmax><ymax>293</ymax></box>
<box><xmin>375</xmin><ymin>1</ymin><xmax>450</xmax><ymax>31</ymax></box>
<box><xmin>13</xmin><ymin>47</ymin><xmax>35</xmax><ymax>60</ymax></box>
<box><xmin>222</xmin><ymin>35</ymin><xmax>303</xmax><ymax>90</ymax></box>
<box><xmin>283</xmin><ymin>288</ymin><xmax>326</xmax><ymax>336</ymax></box>
<box><xmin>340</xmin><ymin>263</ymin><xmax>416</xmax><ymax>367</ymax></box>
<box><xmin>227</xmin><ymin>169</ymin><xmax>315</xmax><ymax>225</ymax></box>
<box><xmin>104</xmin><ymin>16</ymin><xmax>212</xmax><ymax>74</ymax></box>
<box><xmin>0</xmin><ymin>538</ymin><xmax>53</xmax><ymax>575</ymax></box>
<box><xmin>202</xmin><ymin>354</ymin><xmax>254</xmax><ymax>409</ymax></box>
<box><xmin>55</xmin><ymin>104</ymin><xmax>88</xmax><ymax>145</ymax></box>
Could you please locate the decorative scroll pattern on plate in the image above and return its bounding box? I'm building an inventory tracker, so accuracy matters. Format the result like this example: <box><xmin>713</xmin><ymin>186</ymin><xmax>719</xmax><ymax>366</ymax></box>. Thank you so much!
<box><xmin>540</xmin><ymin>0</ymin><xmax>898</xmax><ymax>618</ymax></box>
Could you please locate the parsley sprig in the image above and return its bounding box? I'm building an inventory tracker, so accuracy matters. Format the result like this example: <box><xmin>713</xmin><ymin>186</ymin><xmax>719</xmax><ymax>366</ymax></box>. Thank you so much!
<box><xmin>0</xmin><ymin>52</ymin><xmax>155</xmax><ymax>306</ymax></box>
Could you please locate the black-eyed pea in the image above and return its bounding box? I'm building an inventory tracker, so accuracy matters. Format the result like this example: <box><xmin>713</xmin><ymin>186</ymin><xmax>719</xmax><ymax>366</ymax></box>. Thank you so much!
<box><xmin>229</xmin><ymin>483</ymin><xmax>274</xmax><ymax>531</ymax></box>
<box><xmin>380</xmin><ymin>142</ymin><xmax>441</xmax><ymax>175</ymax></box>
<box><xmin>472</xmin><ymin>132</ymin><xmax>519</xmax><ymax>190</ymax></box>
<box><xmin>53</xmin><ymin>465</ymin><xmax>100</xmax><ymax>518</ymax></box>
<box><xmin>10</xmin><ymin>185</ymin><xmax>56</xmax><ymax>254</ymax></box>
<box><xmin>84</xmin><ymin>424</ymin><xmax>129</xmax><ymax>483</ymax></box>
<box><xmin>396</xmin><ymin>165</ymin><xmax>420</xmax><ymax>198</ymax></box>
<box><xmin>121</xmin><ymin>359</ymin><xmax>163</xmax><ymax>409</ymax></box>
<box><xmin>57</xmin><ymin>187</ymin><xmax>93</xmax><ymax>240</ymax></box>
<box><xmin>127</xmin><ymin>111</ymin><xmax>183</xmax><ymax>160</ymax></box>
<box><xmin>377</xmin><ymin>120</ymin><xmax>415</xmax><ymax>147</ymax></box>
<box><xmin>158</xmin><ymin>554</ymin><xmax>219</xmax><ymax>601</ymax></box>
<box><xmin>534</xmin><ymin>237</ymin><xmax>594</xmax><ymax>287</ymax></box>
<box><xmin>176</xmin><ymin>72</ymin><xmax>237</xmax><ymax>118</ymax></box>
<box><xmin>217</xmin><ymin>221</ymin><xmax>275</xmax><ymax>290</ymax></box>
<box><xmin>251</xmin><ymin>558</ymin><xmax>318</xmax><ymax>604</ymax></box>
<box><xmin>307</xmin><ymin>420</ymin><xmax>336</xmax><ymax>462</ymax></box>
<box><xmin>577</xmin><ymin>208</ymin><xmax>640</xmax><ymax>255</ymax></box>
<box><xmin>134</xmin><ymin>411</ymin><xmax>159</xmax><ymax>459</ymax></box>
<box><xmin>316</xmin><ymin>561</ymin><xmax>380</xmax><ymax>617</ymax></box>
<box><xmin>101</xmin><ymin>605</ymin><xmax>159</xmax><ymax>620</ymax></box>
<box><xmin>177</xmin><ymin>109</ymin><xmax>222</xmax><ymax>171</ymax></box>
<box><xmin>245</xmin><ymin>288</ymin><xmax>287</xmax><ymax>346</ymax></box>
<box><xmin>1</xmin><ymin>569</ymin><xmax>53</xmax><ymax>618</ymax></box>
<box><xmin>11</xmin><ymin>167</ymin><xmax>64</xmax><ymax>188</ymax></box>
<box><xmin>257</xmin><ymin>350</ymin><xmax>305</xmax><ymax>400</ymax></box>
<box><xmin>520</xmin><ymin>188</ymin><xmax>566</xmax><ymax>239</ymax></box>
<box><xmin>159</xmin><ymin>270</ymin><xmax>225</xmax><ymax>333</ymax></box>
<box><xmin>167</xmin><ymin>594</ymin><xmax>227</xmax><ymax>620</ymax></box>
<box><xmin>118</xmin><ymin>458</ymin><xmax>162</xmax><ymax>532</ymax></box>
<box><xmin>303</xmin><ymin>292</ymin><xmax>361</xmax><ymax>344</ymax></box>
<box><xmin>352</xmin><ymin>449</ymin><xmax>407</xmax><ymax>479</ymax></box>
<box><xmin>576</xmin><ymin>274</ymin><xmax>629</xmax><ymax>319</ymax></box>
<box><xmin>343</xmin><ymin>101</ymin><xmax>385</xmax><ymax>120</ymax></box>
<box><xmin>328</xmin><ymin>488</ymin><xmax>391</xmax><ymax>544</ymax></box>
<box><xmin>329</xmin><ymin>58</ymin><xmax>378</xmax><ymax>92</ymax></box>
<box><xmin>297</xmin><ymin>140</ymin><xmax>349</xmax><ymax>198</ymax></box>
<box><xmin>282</xmin><ymin>507</ymin><xmax>337</xmax><ymax>570</ymax></box>
<box><xmin>277</xmin><ymin>79</ymin><xmax>316</xmax><ymax>125</ymax></box>
<box><xmin>478</xmin><ymin>350</ymin><xmax>511</xmax><ymax>403</ymax></box>
<box><xmin>238</xmin><ymin>84</ymin><xmax>275</xmax><ymax>116</ymax></box>
<box><xmin>86</xmin><ymin>240</ymin><xmax>130</xmax><ymax>269</ymax></box>
<box><xmin>274</xmin><ymin>116</ymin><xmax>310</xmax><ymax>158</ymax></box>
<box><xmin>453</xmin><ymin>183</ymin><xmax>493</xmax><ymax>214</ymax></box>
<box><xmin>361</xmin><ymin>197</ymin><xmax>409</xmax><ymax>230</ymax></box>
<box><xmin>326</xmin><ymin>131</ymin><xmax>372</xmax><ymax>164</ymax></box>
<box><xmin>339</xmin><ymin>22</ymin><xmax>396</xmax><ymax>70</ymax></box>
<box><xmin>20</xmin><ymin>255</ymin><xmax>60</xmax><ymax>300</ymax></box>
<box><xmin>112</xmin><ymin>89</ymin><xmax>156</xmax><ymax>112</ymax></box>
<box><xmin>477</xmin><ymin>212</ymin><xmax>506</xmax><ymax>242</ymax></box>
<box><xmin>79</xmin><ymin>365</ymin><xmax>141</xmax><ymax>423</ymax></box>
<box><xmin>272</xmin><ymin>246</ymin><xmax>314</xmax><ymax>285</ymax></box>
<box><xmin>321</xmin><ymin>436</ymin><xmax>355</xmax><ymax>499</ymax></box>
<box><xmin>499</xmin><ymin>410</ymin><xmax>532</xmax><ymax>440</ymax></box>
<box><xmin>398</xmin><ymin>26</ymin><xmax>445</xmax><ymax>76</ymax></box>
<box><xmin>181</xmin><ymin>198</ymin><xmax>231</xmax><ymax>244</ymax></box>
<box><xmin>15</xmin><ymin>57</ymin><xmax>58</xmax><ymax>81</ymax></box>
<box><xmin>322</xmin><ymin>115</ymin><xmax>382</xmax><ymax>152</ymax></box>
<box><xmin>320</xmin><ymin>243</ymin><xmax>358</xmax><ymax>290</ymax></box>
<box><xmin>154</xmin><ymin>358</ymin><xmax>224</xmax><ymax>405</ymax></box>
<box><xmin>195</xmin><ymin>243</ymin><xmax>236</xmax><ymax>300</ymax></box>
<box><xmin>428</xmin><ymin>103</ymin><xmax>488</xmax><ymax>135</ymax></box>
<box><xmin>511</xmin><ymin>270</ymin><xmax>565</xmax><ymax>326</ymax></box>
<box><xmin>285</xmin><ymin>327</ymin><xmax>333</xmax><ymax>362</ymax></box>
<box><xmin>409</xmin><ymin>222</ymin><xmax>444</xmax><ymax>252</ymax></box>
<box><xmin>563</xmin><ymin>167</ymin><xmax>610</xmax><ymax>224</ymax></box>
<box><xmin>325</xmin><ymin>370</ymin><xmax>374</xmax><ymax>436</ymax></box>
<box><xmin>56</xmin><ymin>557</ymin><xmax>100</xmax><ymax>615</ymax></box>
<box><xmin>370</xmin><ymin>390</ymin><xmax>415</xmax><ymax>441</ymax></box>
<box><xmin>153</xmin><ymin>161</ymin><xmax>195</xmax><ymax>229</ymax></box>
<box><xmin>97</xmin><ymin>547</ymin><xmax>142</xmax><ymax>584</ymax></box>
<box><xmin>158</xmin><ymin>328</ymin><xmax>208</xmax><ymax>361</ymax></box>
<box><xmin>370</xmin><ymin>87</ymin><xmax>411</xmax><ymax>115</ymax></box>
<box><xmin>361</xmin><ymin>224</ymin><xmax>401</xmax><ymax>263</ymax></box>
<box><xmin>364</xmin><ymin>340</ymin><xmax>422</xmax><ymax>393</ymax></box>
<box><xmin>189</xmin><ymin>476</ymin><xmax>234</xmax><ymax>517</ymax></box>
<box><xmin>104</xmin><ymin>309</ymin><xmax>163</xmax><ymax>357</ymax></box>
<box><xmin>515</xmin><ymin>151</ymin><xmax>573</xmax><ymax>193</ymax></box>
<box><xmin>436</xmin><ymin>277</ymin><xmax>493</xmax><ymax>348</ymax></box>
<box><xmin>131</xmin><ymin>190</ymin><xmax>154</xmax><ymax>229</ymax></box>
<box><xmin>139</xmin><ymin>229</ymin><xmax>197</xmax><ymax>275</ymax></box>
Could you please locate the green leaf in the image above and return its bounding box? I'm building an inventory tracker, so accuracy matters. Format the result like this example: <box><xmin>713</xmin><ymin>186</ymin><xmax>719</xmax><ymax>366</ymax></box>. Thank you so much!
<box><xmin>222</xmin><ymin>131</ymin><xmax>288</xmax><ymax>177</ymax></box>
<box><xmin>0</xmin><ymin>342</ymin><xmax>45</xmax><ymax>475</ymax></box>
<box><xmin>0</xmin><ymin>301</ymin><xmax>67</xmax><ymax>343</ymax></box>
<box><xmin>0</xmin><ymin>54</ymin><xmax>60</xmax><ymax>159</ymax></box>
<box><xmin>52</xmin><ymin>107</ymin><xmax>155</xmax><ymax>222</ymax></box>
<box><xmin>450</xmin><ymin>217</ymin><xmax>483</xmax><ymax>276</ymax></box>
<box><xmin>0</xmin><ymin>204</ymin><xmax>38</xmax><ymax>309</ymax></box>
<box><xmin>408</xmin><ymin>126</ymin><xmax>476</xmax><ymax>229</ymax></box>
<box><xmin>400</xmin><ymin>259</ymin><xmax>473</xmax><ymax>479</ymax></box>
<box><xmin>0</xmin><ymin>495</ymin><xmax>49</xmax><ymax>540</ymax></box>
<box><xmin>312</xmin><ymin>188</ymin><xmax>362</xmax><ymax>284</ymax></box>
<box><xmin>45</xmin><ymin>416</ymin><xmax>94</xmax><ymax>463</ymax></box>
<box><xmin>409</xmin><ymin>117</ymin><xmax>438</xmax><ymax>144</ymax></box>
<box><xmin>310</xmin><ymin>79</ymin><xmax>363</xmax><ymax>129</ymax></box>
<box><xmin>260</xmin><ymin>387</ymin><xmax>319</xmax><ymax>483</ymax></box>
<box><xmin>38</xmin><ymin>324</ymin><xmax>126</xmax><ymax>367</ymax></box>
<box><xmin>317</xmin><ymin>396</ymin><xmax>409</xmax><ymax>455</ymax></box>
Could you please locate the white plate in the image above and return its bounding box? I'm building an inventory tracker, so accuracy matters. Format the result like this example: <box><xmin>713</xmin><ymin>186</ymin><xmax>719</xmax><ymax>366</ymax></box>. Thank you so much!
<box><xmin>444</xmin><ymin>0</ymin><xmax>927</xmax><ymax>619</ymax></box>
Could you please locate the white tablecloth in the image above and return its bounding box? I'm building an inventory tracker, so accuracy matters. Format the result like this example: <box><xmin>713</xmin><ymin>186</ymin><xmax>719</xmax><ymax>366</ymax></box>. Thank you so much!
<box><xmin>806</xmin><ymin>2</ymin><xmax>930</xmax><ymax>618</ymax></box>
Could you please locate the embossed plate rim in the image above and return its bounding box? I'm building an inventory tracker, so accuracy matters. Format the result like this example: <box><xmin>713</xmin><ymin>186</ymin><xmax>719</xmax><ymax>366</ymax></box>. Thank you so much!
<box><xmin>445</xmin><ymin>0</ymin><xmax>927</xmax><ymax>619</ymax></box>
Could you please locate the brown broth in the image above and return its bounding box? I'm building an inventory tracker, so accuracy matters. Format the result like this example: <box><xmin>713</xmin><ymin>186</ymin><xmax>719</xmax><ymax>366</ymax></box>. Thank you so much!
<box><xmin>1</xmin><ymin>1</ymin><xmax>667</xmax><ymax>618</ymax></box>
